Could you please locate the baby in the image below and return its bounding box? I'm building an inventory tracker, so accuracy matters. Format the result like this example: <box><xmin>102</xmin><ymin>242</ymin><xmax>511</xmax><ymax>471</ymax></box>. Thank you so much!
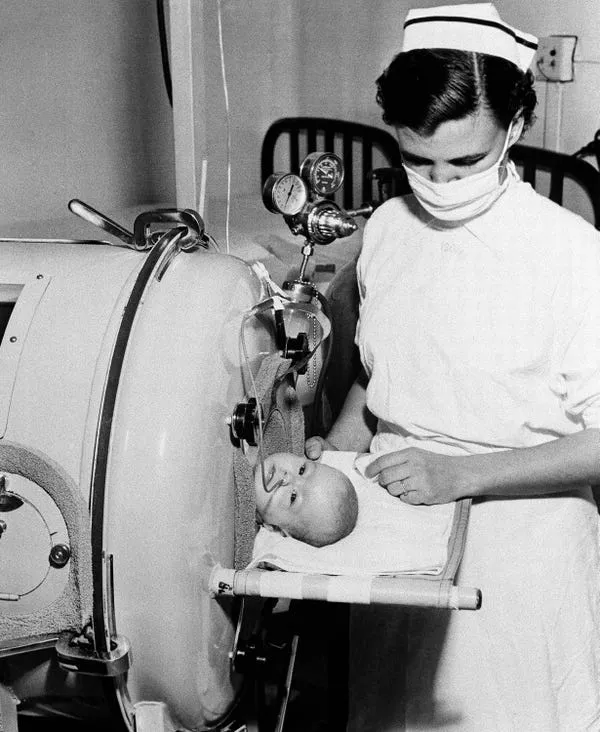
<box><xmin>254</xmin><ymin>452</ymin><xmax>358</xmax><ymax>547</ymax></box>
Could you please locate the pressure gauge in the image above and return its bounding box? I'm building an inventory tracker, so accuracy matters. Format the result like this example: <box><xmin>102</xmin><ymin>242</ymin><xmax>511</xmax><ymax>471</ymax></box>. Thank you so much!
<box><xmin>300</xmin><ymin>152</ymin><xmax>344</xmax><ymax>196</ymax></box>
<box><xmin>262</xmin><ymin>173</ymin><xmax>308</xmax><ymax>215</ymax></box>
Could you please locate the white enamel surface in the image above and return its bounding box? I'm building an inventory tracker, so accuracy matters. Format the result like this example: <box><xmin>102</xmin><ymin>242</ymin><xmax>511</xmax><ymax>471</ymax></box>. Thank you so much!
<box><xmin>0</xmin><ymin>240</ymin><xmax>268</xmax><ymax>727</ymax></box>
<box><xmin>0</xmin><ymin>276</ymin><xmax>49</xmax><ymax>437</ymax></box>
<box><xmin>0</xmin><ymin>240</ymin><xmax>143</xmax><ymax>495</ymax></box>
<box><xmin>106</xmin><ymin>254</ymin><xmax>268</xmax><ymax>727</ymax></box>
<box><xmin>103</xmin><ymin>249</ymin><xmax>267</xmax><ymax>727</ymax></box>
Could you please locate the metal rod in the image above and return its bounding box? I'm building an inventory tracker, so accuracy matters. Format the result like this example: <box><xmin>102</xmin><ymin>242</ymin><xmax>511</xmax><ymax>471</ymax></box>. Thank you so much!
<box><xmin>210</xmin><ymin>567</ymin><xmax>482</xmax><ymax>611</ymax></box>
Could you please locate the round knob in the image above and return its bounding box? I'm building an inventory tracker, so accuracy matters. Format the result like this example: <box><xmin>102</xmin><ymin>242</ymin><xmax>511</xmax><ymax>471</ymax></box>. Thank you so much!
<box><xmin>229</xmin><ymin>398</ymin><xmax>262</xmax><ymax>447</ymax></box>
<box><xmin>49</xmin><ymin>543</ymin><xmax>71</xmax><ymax>569</ymax></box>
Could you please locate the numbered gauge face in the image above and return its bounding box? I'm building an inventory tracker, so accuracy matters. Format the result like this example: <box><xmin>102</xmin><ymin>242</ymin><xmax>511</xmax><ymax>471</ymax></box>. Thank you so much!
<box><xmin>262</xmin><ymin>173</ymin><xmax>308</xmax><ymax>215</ymax></box>
<box><xmin>300</xmin><ymin>152</ymin><xmax>344</xmax><ymax>196</ymax></box>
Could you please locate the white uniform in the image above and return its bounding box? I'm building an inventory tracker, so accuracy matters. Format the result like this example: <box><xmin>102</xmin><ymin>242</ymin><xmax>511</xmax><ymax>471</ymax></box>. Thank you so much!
<box><xmin>349</xmin><ymin>170</ymin><xmax>600</xmax><ymax>731</ymax></box>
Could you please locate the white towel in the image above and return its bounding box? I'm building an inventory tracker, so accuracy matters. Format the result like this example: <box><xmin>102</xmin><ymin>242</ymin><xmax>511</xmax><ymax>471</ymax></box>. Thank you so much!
<box><xmin>251</xmin><ymin>451</ymin><xmax>455</xmax><ymax>576</ymax></box>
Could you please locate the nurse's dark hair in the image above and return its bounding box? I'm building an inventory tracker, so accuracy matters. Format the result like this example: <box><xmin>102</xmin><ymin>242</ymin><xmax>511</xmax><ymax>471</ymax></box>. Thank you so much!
<box><xmin>376</xmin><ymin>49</ymin><xmax>537</xmax><ymax>135</ymax></box>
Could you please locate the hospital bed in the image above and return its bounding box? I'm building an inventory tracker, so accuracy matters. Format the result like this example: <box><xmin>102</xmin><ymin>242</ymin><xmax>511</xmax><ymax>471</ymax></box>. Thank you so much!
<box><xmin>0</xmin><ymin>152</ymin><xmax>480</xmax><ymax>731</ymax></box>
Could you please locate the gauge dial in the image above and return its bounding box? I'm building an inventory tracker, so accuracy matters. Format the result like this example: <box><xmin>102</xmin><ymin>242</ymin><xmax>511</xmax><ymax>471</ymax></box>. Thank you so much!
<box><xmin>300</xmin><ymin>152</ymin><xmax>344</xmax><ymax>196</ymax></box>
<box><xmin>262</xmin><ymin>173</ymin><xmax>308</xmax><ymax>215</ymax></box>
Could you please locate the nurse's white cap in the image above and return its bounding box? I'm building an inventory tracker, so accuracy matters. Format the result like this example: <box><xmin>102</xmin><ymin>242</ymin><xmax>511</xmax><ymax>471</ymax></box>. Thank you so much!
<box><xmin>402</xmin><ymin>3</ymin><xmax>538</xmax><ymax>72</ymax></box>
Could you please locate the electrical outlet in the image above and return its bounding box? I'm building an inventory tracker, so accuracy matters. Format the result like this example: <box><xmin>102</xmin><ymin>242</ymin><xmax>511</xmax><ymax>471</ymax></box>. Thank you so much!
<box><xmin>534</xmin><ymin>35</ymin><xmax>577</xmax><ymax>82</ymax></box>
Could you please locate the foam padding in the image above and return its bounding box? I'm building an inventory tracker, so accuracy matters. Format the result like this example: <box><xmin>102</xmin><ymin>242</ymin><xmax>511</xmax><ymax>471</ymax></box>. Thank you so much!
<box><xmin>233</xmin><ymin>354</ymin><xmax>304</xmax><ymax>569</ymax></box>
<box><xmin>0</xmin><ymin>441</ymin><xmax>92</xmax><ymax>645</ymax></box>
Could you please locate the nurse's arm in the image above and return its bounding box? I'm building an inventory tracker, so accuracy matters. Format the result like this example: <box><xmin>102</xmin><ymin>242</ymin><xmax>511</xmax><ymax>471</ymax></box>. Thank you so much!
<box><xmin>466</xmin><ymin>427</ymin><xmax>600</xmax><ymax>498</ymax></box>
<box><xmin>305</xmin><ymin>368</ymin><xmax>376</xmax><ymax>459</ymax></box>
<box><xmin>327</xmin><ymin>368</ymin><xmax>377</xmax><ymax>450</ymax></box>
<box><xmin>367</xmin><ymin>428</ymin><xmax>600</xmax><ymax>504</ymax></box>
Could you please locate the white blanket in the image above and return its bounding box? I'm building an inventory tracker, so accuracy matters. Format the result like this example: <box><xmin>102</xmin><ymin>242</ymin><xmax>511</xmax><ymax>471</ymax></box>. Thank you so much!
<box><xmin>251</xmin><ymin>451</ymin><xmax>455</xmax><ymax>576</ymax></box>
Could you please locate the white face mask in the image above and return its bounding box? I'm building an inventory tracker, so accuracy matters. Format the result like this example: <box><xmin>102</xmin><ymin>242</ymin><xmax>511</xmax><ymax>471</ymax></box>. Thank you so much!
<box><xmin>403</xmin><ymin>124</ymin><xmax>515</xmax><ymax>223</ymax></box>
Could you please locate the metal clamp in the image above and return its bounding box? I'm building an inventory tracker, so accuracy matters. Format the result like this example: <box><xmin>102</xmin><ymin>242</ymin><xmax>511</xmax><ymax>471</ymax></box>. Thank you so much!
<box><xmin>68</xmin><ymin>199</ymin><xmax>209</xmax><ymax>252</ymax></box>
<box><xmin>56</xmin><ymin>630</ymin><xmax>132</xmax><ymax>677</ymax></box>
<box><xmin>132</xmin><ymin>208</ymin><xmax>207</xmax><ymax>251</ymax></box>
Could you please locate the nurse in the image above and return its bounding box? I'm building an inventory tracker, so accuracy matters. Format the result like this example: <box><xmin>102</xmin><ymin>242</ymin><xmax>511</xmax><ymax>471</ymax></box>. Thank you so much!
<box><xmin>307</xmin><ymin>3</ymin><xmax>600</xmax><ymax>730</ymax></box>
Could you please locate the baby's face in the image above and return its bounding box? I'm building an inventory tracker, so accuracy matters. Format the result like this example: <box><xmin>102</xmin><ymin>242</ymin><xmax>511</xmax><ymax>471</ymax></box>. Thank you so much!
<box><xmin>254</xmin><ymin>453</ymin><xmax>348</xmax><ymax>540</ymax></box>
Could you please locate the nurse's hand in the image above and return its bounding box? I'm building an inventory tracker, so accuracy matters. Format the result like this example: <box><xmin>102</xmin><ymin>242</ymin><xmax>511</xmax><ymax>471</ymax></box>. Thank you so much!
<box><xmin>365</xmin><ymin>449</ymin><xmax>471</xmax><ymax>504</ymax></box>
<box><xmin>305</xmin><ymin>436</ymin><xmax>338</xmax><ymax>460</ymax></box>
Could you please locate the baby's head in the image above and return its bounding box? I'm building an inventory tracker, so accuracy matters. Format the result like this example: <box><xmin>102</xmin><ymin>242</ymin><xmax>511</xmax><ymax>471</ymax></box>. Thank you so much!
<box><xmin>254</xmin><ymin>452</ymin><xmax>358</xmax><ymax>547</ymax></box>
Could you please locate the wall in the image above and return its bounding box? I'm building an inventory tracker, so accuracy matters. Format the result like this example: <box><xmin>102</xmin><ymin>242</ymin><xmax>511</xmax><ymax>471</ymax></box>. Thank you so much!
<box><xmin>171</xmin><ymin>0</ymin><xmax>301</xmax><ymax>225</ymax></box>
<box><xmin>206</xmin><ymin>0</ymin><xmax>300</xmax><ymax>202</ymax></box>
<box><xmin>0</xmin><ymin>0</ymin><xmax>176</xmax><ymax>233</ymax></box>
